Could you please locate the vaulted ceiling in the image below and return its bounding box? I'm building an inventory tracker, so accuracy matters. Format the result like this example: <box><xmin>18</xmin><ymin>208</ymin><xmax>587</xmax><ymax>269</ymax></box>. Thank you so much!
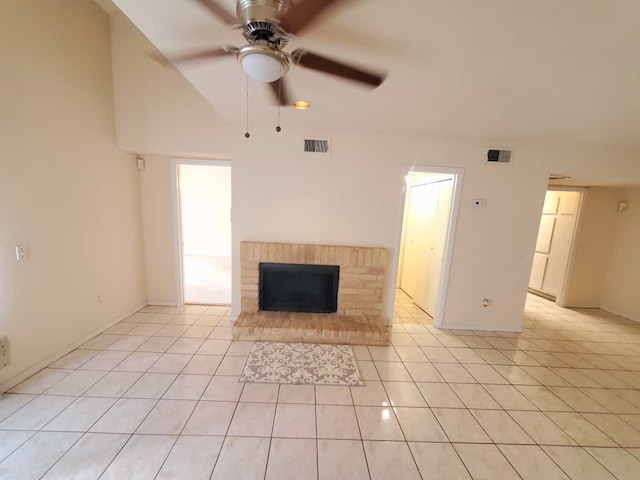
<box><xmin>107</xmin><ymin>0</ymin><xmax>640</xmax><ymax>147</ymax></box>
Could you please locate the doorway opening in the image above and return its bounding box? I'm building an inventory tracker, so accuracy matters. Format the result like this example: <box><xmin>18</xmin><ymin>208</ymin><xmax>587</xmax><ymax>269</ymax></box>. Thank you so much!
<box><xmin>528</xmin><ymin>188</ymin><xmax>583</xmax><ymax>304</ymax></box>
<box><xmin>175</xmin><ymin>160</ymin><xmax>232</xmax><ymax>305</ymax></box>
<box><xmin>393</xmin><ymin>168</ymin><xmax>463</xmax><ymax>327</ymax></box>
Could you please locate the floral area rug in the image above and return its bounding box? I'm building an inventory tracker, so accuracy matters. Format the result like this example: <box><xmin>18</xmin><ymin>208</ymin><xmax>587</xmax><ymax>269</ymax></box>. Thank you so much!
<box><xmin>239</xmin><ymin>342</ymin><xmax>364</xmax><ymax>386</ymax></box>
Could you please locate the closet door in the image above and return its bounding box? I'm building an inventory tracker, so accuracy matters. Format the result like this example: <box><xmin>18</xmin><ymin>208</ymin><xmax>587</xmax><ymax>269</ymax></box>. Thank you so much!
<box><xmin>422</xmin><ymin>179</ymin><xmax>453</xmax><ymax>315</ymax></box>
<box><xmin>401</xmin><ymin>180</ymin><xmax>453</xmax><ymax>316</ymax></box>
<box><xmin>401</xmin><ymin>183</ymin><xmax>437</xmax><ymax>303</ymax></box>
<box><xmin>529</xmin><ymin>191</ymin><xmax>580</xmax><ymax>298</ymax></box>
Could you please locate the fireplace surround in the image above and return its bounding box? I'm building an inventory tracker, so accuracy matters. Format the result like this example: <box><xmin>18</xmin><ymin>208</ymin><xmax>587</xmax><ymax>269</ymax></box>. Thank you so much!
<box><xmin>240</xmin><ymin>241</ymin><xmax>387</xmax><ymax>316</ymax></box>
<box><xmin>234</xmin><ymin>241</ymin><xmax>390</xmax><ymax>345</ymax></box>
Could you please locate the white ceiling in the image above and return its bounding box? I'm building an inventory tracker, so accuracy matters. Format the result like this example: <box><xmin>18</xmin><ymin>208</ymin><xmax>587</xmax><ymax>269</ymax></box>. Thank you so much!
<box><xmin>109</xmin><ymin>0</ymin><xmax>640</xmax><ymax>147</ymax></box>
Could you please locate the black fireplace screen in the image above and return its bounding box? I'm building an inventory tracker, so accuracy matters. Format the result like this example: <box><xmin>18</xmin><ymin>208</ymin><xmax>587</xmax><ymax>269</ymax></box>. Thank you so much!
<box><xmin>259</xmin><ymin>262</ymin><xmax>340</xmax><ymax>313</ymax></box>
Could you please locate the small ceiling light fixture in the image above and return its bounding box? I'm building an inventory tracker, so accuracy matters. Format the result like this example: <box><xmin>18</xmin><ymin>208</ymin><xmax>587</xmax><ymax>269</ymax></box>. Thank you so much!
<box><xmin>293</xmin><ymin>100</ymin><xmax>311</xmax><ymax>109</ymax></box>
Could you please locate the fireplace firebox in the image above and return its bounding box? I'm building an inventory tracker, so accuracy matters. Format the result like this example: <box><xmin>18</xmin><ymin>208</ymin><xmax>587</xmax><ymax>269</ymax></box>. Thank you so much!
<box><xmin>259</xmin><ymin>262</ymin><xmax>339</xmax><ymax>313</ymax></box>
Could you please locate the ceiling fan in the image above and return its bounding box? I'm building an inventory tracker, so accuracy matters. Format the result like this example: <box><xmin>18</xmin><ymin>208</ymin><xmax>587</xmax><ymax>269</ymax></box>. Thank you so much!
<box><xmin>158</xmin><ymin>0</ymin><xmax>387</xmax><ymax>106</ymax></box>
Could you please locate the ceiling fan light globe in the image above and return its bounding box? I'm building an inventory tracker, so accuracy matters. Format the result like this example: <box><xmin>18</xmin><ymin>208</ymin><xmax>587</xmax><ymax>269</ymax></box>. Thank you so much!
<box><xmin>241</xmin><ymin>53</ymin><xmax>284</xmax><ymax>83</ymax></box>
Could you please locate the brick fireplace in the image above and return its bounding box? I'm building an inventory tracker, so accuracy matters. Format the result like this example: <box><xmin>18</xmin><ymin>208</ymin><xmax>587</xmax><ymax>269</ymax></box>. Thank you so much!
<box><xmin>233</xmin><ymin>241</ymin><xmax>390</xmax><ymax>345</ymax></box>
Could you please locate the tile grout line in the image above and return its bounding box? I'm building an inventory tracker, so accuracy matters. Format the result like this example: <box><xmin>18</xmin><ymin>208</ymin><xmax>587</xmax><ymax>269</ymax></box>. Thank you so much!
<box><xmin>391</xmin><ymin>341</ymin><xmax>505</xmax><ymax>480</ymax></box>
<box><xmin>37</xmin><ymin>429</ymin><xmax>99</xmax><ymax>479</ymax></box>
<box><xmin>0</xmin><ymin>430</ymin><xmax>37</xmax><ymax>464</ymax></box>
<box><xmin>150</xmin><ymin>345</ymin><xmax>227</xmax><ymax>480</ymax></box>
<box><xmin>88</xmin><ymin>340</ymin><xmax>199</xmax><ymax>480</ymax></box>
<box><xmin>314</xmin><ymin>386</ymin><xmax>319</xmax><ymax>480</ymax></box>
<box><xmin>207</xmin><ymin>339</ymin><xmax>245</xmax><ymax>480</ymax></box>
<box><xmin>372</xmin><ymin>347</ymin><xmax>426</xmax><ymax>480</ymax></box>
<box><xmin>261</xmin><ymin>383</ymin><xmax>280</xmax><ymax>480</ymax></box>
<box><xmin>348</xmin><ymin>375</ymin><xmax>373</xmax><ymax>480</ymax></box>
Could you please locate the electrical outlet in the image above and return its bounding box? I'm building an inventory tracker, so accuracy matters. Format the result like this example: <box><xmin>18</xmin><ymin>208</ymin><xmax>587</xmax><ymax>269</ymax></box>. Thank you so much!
<box><xmin>97</xmin><ymin>296</ymin><xmax>101</xmax><ymax>304</ymax></box>
<box><xmin>0</xmin><ymin>336</ymin><xmax>10</xmax><ymax>368</ymax></box>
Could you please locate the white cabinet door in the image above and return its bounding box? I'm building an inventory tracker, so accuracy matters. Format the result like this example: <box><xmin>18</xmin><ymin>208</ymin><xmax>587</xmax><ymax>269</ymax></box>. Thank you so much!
<box><xmin>529</xmin><ymin>191</ymin><xmax>580</xmax><ymax>299</ymax></box>
<box><xmin>529</xmin><ymin>253</ymin><xmax>548</xmax><ymax>291</ymax></box>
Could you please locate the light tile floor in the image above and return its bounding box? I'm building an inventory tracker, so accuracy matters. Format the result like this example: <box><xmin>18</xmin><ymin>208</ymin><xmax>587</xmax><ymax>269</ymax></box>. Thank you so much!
<box><xmin>1</xmin><ymin>294</ymin><xmax>640</xmax><ymax>479</ymax></box>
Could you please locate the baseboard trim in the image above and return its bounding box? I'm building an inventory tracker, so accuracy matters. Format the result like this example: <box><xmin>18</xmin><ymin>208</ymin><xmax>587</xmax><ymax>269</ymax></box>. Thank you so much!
<box><xmin>146</xmin><ymin>300</ymin><xmax>179</xmax><ymax>307</ymax></box>
<box><xmin>0</xmin><ymin>302</ymin><xmax>146</xmax><ymax>393</ymax></box>
<box><xmin>440</xmin><ymin>322</ymin><xmax>522</xmax><ymax>333</ymax></box>
<box><xmin>600</xmin><ymin>306</ymin><xmax>640</xmax><ymax>324</ymax></box>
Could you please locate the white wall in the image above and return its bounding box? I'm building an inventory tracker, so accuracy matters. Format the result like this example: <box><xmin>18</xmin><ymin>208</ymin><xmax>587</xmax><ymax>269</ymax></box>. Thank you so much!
<box><xmin>562</xmin><ymin>187</ymin><xmax>621</xmax><ymax>308</ymax></box>
<box><xmin>0</xmin><ymin>0</ymin><xmax>146</xmax><ymax>389</ymax></box>
<box><xmin>110</xmin><ymin>12</ymin><xmax>228</xmax><ymax>156</ymax></box>
<box><xmin>602</xmin><ymin>187</ymin><xmax>640</xmax><ymax>321</ymax></box>
<box><xmin>111</xmin><ymin>12</ymin><xmax>640</xmax><ymax>331</ymax></box>
<box><xmin>139</xmin><ymin>155</ymin><xmax>177</xmax><ymax>305</ymax></box>
<box><xmin>554</xmin><ymin>186</ymin><xmax>640</xmax><ymax>321</ymax></box>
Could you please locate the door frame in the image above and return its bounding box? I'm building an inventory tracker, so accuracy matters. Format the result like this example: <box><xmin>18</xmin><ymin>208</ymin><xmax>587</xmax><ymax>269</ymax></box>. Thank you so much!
<box><xmin>390</xmin><ymin>165</ymin><xmax>464</xmax><ymax>328</ymax></box>
<box><xmin>171</xmin><ymin>158</ymin><xmax>232</xmax><ymax>307</ymax></box>
<box><xmin>531</xmin><ymin>186</ymin><xmax>586</xmax><ymax>307</ymax></box>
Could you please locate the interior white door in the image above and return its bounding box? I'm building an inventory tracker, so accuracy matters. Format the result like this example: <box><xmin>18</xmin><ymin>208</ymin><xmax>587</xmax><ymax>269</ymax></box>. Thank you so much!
<box><xmin>424</xmin><ymin>179</ymin><xmax>453</xmax><ymax>314</ymax></box>
<box><xmin>529</xmin><ymin>190</ymin><xmax>580</xmax><ymax>299</ymax></box>
<box><xmin>401</xmin><ymin>184</ymin><xmax>436</xmax><ymax>301</ymax></box>
<box><xmin>401</xmin><ymin>179</ymin><xmax>453</xmax><ymax>316</ymax></box>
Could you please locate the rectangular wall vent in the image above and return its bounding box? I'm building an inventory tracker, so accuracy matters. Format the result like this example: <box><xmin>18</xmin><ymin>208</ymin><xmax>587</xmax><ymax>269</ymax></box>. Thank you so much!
<box><xmin>304</xmin><ymin>139</ymin><xmax>330</xmax><ymax>153</ymax></box>
<box><xmin>487</xmin><ymin>149</ymin><xmax>512</xmax><ymax>163</ymax></box>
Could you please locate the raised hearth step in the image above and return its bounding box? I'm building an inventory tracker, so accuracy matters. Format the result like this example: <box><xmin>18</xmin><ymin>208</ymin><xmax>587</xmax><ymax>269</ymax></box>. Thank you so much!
<box><xmin>233</xmin><ymin>312</ymin><xmax>390</xmax><ymax>346</ymax></box>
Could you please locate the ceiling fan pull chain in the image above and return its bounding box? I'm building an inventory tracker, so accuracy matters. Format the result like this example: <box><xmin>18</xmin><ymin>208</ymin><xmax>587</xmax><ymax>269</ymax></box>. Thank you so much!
<box><xmin>244</xmin><ymin>74</ymin><xmax>250</xmax><ymax>138</ymax></box>
<box><xmin>276</xmin><ymin>66</ymin><xmax>282</xmax><ymax>133</ymax></box>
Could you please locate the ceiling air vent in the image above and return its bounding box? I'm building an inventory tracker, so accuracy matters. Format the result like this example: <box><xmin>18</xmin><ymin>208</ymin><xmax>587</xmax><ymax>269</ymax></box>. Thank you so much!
<box><xmin>304</xmin><ymin>138</ymin><xmax>330</xmax><ymax>154</ymax></box>
<box><xmin>549</xmin><ymin>174</ymin><xmax>571</xmax><ymax>181</ymax></box>
<box><xmin>487</xmin><ymin>149</ymin><xmax>512</xmax><ymax>164</ymax></box>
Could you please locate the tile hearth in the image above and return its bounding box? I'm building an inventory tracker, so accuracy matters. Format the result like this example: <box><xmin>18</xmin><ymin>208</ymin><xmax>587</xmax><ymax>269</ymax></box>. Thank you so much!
<box><xmin>0</xmin><ymin>293</ymin><xmax>640</xmax><ymax>479</ymax></box>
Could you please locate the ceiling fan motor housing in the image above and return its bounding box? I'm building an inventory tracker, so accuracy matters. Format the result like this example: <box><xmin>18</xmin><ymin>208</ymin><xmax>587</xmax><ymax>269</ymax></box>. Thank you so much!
<box><xmin>242</xmin><ymin>21</ymin><xmax>288</xmax><ymax>48</ymax></box>
<box><xmin>237</xmin><ymin>0</ymin><xmax>291</xmax><ymax>46</ymax></box>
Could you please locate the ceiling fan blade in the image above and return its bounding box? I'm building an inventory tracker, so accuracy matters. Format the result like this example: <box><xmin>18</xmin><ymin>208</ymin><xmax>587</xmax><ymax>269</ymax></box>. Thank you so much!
<box><xmin>268</xmin><ymin>78</ymin><xmax>292</xmax><ymax>106</ymax></box>
<box><xmin>279</xmin><ymin>0</ymin><xmax>345</xmax><ymax>35</ymax></box>
<box><xmin>196</xmin><ymin>0</ymin><xmax>237</xmax><ymax>25</ymax></box>
<box><xmin>291</xmin><ymin>49</ymin><xmax>385</xmax><ymax>88</ymax></box>
<box><xmin>151</xmin><ymin>46</ymin><xmax>238</xmax><ymax>66</ymax></box>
